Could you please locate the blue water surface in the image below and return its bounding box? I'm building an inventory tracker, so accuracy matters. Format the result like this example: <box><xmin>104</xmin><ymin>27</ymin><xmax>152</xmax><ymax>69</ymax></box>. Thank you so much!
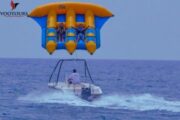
<box><xmin>0</xmin><ymin>59</ymin><xmax>180</xmax><ymax>120</ymax></box>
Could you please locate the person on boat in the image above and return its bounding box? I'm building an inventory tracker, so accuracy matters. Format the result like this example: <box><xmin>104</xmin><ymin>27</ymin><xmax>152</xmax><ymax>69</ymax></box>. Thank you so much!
<box><xmin>74</xmin><ymin>24</ymin><xmax>89</xmax><ymax>42</ymax></box>
<box><xmin>57</xmin><ymin>23</ymin><xmax>66</xmax><ymax>41</ymax></box>
<box><xmin>67</xmin><ymin>69</ymin><xmax>81</xmax><ymax>85</ymax></box>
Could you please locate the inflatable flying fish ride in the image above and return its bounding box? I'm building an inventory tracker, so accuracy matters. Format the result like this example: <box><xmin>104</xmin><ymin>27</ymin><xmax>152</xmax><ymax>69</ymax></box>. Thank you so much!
<box><xmin>48</xmin><ymin>59</ymin><xmax>102</xmax><ymax>101</ymax></box>
<box><xmin>28</xmin><ymin>2</ymin><xmax>113</xmax><ymax>55</ymax></box>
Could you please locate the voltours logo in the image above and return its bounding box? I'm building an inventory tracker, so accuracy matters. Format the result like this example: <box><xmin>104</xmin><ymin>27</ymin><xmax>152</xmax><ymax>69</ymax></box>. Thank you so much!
<box><xmin>11</xmin><ymin>0</ymin><xmax>19</xmax><ymax>10</ymax></box>
<box><xmin>0</xmin><ymin>0</ymin><xmax>28</xmax><ymax>17</ymax></box>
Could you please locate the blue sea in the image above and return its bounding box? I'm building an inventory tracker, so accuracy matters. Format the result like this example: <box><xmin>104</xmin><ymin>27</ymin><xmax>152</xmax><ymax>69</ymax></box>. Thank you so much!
<box><xmin>0</xmin><ymin>58</ymin><xmax>180</xmax><ymax>120</ymax></box>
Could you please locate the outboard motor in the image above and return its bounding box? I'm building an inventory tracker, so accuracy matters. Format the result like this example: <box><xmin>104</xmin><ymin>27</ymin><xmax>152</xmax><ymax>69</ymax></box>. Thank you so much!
<box><xmin>81</xmin><ymin>87</ymin><xmax>92</xmax><ymax>101</ymax></box>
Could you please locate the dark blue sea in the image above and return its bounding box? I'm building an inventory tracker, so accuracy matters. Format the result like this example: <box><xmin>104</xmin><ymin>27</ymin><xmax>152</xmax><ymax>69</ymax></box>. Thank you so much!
<box><xmin>0</xmin><ymin>58</ymin><xmax>180</xmax><ymax>120</ymax></box>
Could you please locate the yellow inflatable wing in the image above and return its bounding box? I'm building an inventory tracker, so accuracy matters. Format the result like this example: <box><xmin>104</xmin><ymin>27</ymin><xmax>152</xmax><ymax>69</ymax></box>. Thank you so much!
<box><xmin>29</xmin><ymin>2</ymin><xmax>113</xmax><ymax>18</ymax></box>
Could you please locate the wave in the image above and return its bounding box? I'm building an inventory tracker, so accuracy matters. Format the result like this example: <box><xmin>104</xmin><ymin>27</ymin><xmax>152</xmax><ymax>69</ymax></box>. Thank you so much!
<box><xmin>18</xmin><ymin>90</ymin><xmax>180</xmax><ymax>112</ymax></box>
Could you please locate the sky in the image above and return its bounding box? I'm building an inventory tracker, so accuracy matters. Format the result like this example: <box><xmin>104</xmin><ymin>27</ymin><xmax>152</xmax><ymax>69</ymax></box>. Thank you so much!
<box><xmin>0</xmin><ymin>0</ymin><xmax>180</xmax><ymax>60</ymax></box>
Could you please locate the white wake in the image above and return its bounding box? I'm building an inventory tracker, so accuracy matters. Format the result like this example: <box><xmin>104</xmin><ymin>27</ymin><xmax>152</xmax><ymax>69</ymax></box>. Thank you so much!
<box><xmin>18</xmin><ymin>90</ymin><xmax>180</xmax><ymax>112</ymax></box>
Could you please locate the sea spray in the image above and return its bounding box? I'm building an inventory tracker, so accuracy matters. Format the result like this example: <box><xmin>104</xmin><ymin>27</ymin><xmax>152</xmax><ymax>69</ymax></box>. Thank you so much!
<box><xmin>18</xmin><ymin>90</ymin><xmax>180</xmax><ymax>112</ymax></box>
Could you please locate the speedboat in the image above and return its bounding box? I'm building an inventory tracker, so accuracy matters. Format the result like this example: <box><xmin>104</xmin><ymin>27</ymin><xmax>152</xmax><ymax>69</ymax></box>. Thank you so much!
<box><xmin>48</xmin><ymin>81</ymin><xmax>102</xmax><ymax>101</ymax></box>
<box><xmin>48</xmin><ymin>59</ymin><xmax>103</xmax><ymax>101</ymax></box>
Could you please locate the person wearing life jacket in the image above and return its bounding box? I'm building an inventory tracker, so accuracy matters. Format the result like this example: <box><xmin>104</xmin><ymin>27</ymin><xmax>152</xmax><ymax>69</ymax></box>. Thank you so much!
<box><xmin>67</xmin><ymin>69</ymin><xmax>81</xmax><ymax>85</ymax></box>
<box><xmin>57</xmin><ymin>23</ymin><xmax>66</xmax><ymax>41</ymax></box>
<box><xmin>74</xmin><ymin>24</ymin><xmax>88</xmax><ymax>42</ymax></box>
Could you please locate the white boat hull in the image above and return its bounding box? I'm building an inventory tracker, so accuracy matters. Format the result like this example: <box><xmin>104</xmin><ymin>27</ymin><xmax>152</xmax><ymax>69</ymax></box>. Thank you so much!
<box><xmin>48</xmin><ymin>82</ymin><xmax>103</xmax><ymax>101</ymax></box>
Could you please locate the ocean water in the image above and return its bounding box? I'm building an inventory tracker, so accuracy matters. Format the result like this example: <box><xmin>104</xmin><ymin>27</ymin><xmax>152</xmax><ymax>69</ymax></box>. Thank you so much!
<box><xmin>0</xmin><ymin>58</ymin><xmax>180</xmax><ymax>120</ymax></box>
